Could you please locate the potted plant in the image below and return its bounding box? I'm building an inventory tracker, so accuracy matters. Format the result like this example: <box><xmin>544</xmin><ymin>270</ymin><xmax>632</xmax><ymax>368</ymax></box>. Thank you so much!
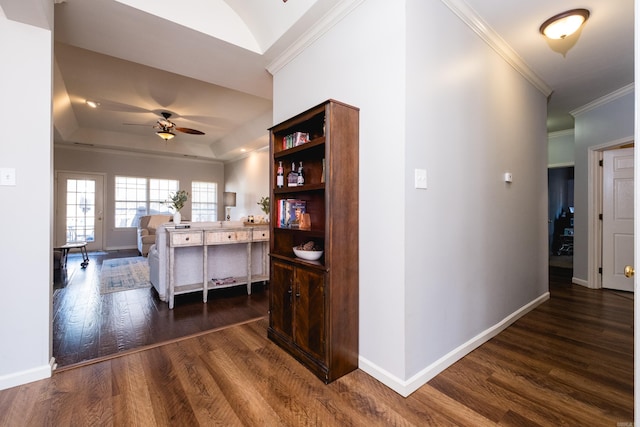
<box><xmin>257</xmin><ymin>196</ymin><xmax>270</xmax><ymax>222</ymax></box>
<box><xmin>166</xmin><ymin>190</ymin><xmax>188</xmax><ymax>225</ymax></box>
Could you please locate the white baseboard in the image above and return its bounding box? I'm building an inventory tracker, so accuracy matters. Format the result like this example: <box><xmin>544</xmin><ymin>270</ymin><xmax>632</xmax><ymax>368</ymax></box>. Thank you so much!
<box><xmin>359</xmin><ymin>292</ymin><xmax>550</xmax><ymax>397</ymax></box>
<box><xmin>572</xmin><ymin>277</ymin><xmax>590</xmax><ymax>288</ymax></box>
<box><xmin>0</xmin><ymin>357</ymin><xmax>54</xmax><ymax>391</ymax></box>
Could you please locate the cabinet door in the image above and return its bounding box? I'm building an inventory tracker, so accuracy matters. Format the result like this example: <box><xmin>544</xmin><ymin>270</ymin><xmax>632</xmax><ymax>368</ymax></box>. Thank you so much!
<box><xmin>294</xmin><ymin>266</ymin><xmax>326</xmax><ymax>361</ymax></box>
<box><xmin>270</xmin><ymin>260</ymin><xmax>294</xmax><ymax>338</ymax></box>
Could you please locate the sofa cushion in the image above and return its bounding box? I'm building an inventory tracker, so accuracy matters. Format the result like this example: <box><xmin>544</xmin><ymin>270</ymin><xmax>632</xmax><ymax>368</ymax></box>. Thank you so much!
<box><xmin>147</xmin><ymin>215</ymin><xmax>172</xmax><ymax>234</ymax></box>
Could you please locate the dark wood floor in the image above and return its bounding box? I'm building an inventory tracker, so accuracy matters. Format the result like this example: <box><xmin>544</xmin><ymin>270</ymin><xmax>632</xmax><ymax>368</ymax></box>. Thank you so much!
<box><xmin>53</xmin><ymin>249</ymin><xmax>269</xmax><ymax>368</ymax></box>
<box><xmin>1</xmin><ymin>265</ymin><xmax>631</xmax><ymax>425</ymax></box>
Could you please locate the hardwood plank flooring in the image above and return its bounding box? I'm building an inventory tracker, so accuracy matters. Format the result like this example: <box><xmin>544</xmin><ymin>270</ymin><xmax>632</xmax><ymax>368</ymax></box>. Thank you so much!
<box><xmin>1</xmin><ymin>267</ymin><xmax>632</xmax><ymax>426</ymax></box>
<box><xmin>53</xmin><ymin>249</ymin><xmax>269</xmax><ymax>368</ymax></box>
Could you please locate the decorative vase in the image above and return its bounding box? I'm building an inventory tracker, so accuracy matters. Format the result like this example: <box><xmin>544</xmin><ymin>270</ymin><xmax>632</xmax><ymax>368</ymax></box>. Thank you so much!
<box><xmin>173</xmin><ymin>211</ymin><xmax>181</xmax><ymax>225</ymax></box>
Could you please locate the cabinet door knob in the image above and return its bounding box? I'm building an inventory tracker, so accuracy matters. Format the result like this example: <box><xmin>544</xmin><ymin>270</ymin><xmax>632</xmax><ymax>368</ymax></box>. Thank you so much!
<box><xmin>185</xmin><ymin>237</ymin><xmax>189</xmax><ymax>241</ymax></box>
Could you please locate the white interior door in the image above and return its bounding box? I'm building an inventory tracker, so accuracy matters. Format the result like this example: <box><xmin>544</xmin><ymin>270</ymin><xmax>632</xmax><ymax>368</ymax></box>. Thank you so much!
<box><xmin>602</xmin><ymin>147</ymin><xmax>634</xmax><ymax>291</ymax></box>
<box><xmin>56</xmin><ymin>172</ymin><xmax>105</xmax><ymax>251</ymax></box>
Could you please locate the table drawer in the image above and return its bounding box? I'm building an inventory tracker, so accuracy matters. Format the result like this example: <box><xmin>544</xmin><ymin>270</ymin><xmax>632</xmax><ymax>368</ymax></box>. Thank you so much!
<box><xmin>252</xmin><ymin>229</ymin><xmax>270</xmax><ymax>241</ymax></box>
<box><xmin>206</xmin><ymin>230</ymin><xmax>250</xmax><ymax>244</ymax></box>
<box><xmin>171</xmin><ymin>231</ymin><xmax>203</xmax><ymax>246</ymax></box>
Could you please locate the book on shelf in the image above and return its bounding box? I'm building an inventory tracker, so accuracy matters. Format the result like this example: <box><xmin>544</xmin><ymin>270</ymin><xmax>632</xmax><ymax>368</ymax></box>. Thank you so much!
<box><xmin>278</xmin><ymin>198</ymin><xmax>306</xmax><ymax>228</ymax></box>
<box><xmin>282</xmin><ymin>132</ymin><xmax>310</xmax><ymax>149</ymax></box>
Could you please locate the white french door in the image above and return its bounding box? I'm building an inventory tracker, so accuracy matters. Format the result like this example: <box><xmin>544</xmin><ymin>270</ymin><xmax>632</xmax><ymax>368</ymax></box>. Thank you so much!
<box><xmin>55</xmin><ymin>172</ymin><xmax>105</xmax><ymax>251</ymax></box>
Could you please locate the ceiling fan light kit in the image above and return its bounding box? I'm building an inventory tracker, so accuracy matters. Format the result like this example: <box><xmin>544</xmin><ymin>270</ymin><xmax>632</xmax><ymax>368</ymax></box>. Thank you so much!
<box><xmin>156</xmin><ymin>130</ymin><xmax>176</xmax><ymax>141</ymax></box>
<box><xmin>540</xmin><ymin>8</ymin><xmax>590</xmax><ymax>40</ymax></box>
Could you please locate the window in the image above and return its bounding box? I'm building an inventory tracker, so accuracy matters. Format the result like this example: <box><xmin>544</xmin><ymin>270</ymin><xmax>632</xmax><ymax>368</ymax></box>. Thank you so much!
<box><xmin>191</xmin><ymin>181</ymin><xmax>217</xmax><ymax>222</ymax></box>
<box><xmin>115</xmin><ymin>176</ymin><xmax>178</xmax><ymax>227</ymax></box>
<box><xmin>150</xmin><ymin>179</ymin><xmax>178</xmax><ymax>214</ymax></box>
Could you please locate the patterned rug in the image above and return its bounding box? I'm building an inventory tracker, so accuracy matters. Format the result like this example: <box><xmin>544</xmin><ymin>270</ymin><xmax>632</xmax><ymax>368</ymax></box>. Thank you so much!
<box><xmin>100</xmin><ymin>256</ymin><xmax>151</xmax><ymax>294</ymax></box>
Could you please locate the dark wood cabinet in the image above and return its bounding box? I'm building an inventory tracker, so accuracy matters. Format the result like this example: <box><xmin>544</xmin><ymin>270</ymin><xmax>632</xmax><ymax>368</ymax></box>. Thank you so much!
<box><xmin>268</xmin><ymin>99</ymin><xmax>359</xmax><ymax>383</ymax></box>
<box><xmin>271</xmin><ymin>259</ymin><xmax>326</xmax><ymax>362</ymax></box>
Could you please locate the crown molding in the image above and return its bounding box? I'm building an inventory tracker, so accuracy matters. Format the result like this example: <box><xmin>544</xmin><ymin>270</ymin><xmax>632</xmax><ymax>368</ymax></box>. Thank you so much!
<box><xmin>570</xmin><ymin>83</ymin><xmax>635</xmax><ymax>117</ymax></box>
<box><xmin>440</xmin><ymin>0</ymin><xmax>552</xmax><ymax>97</ymax></box>
<box><xmin>548</xmin><ymin>129</ymin><xmax>574</xmax><ymax>139</ymax></box>
<box><xmin>54</xmin><ymin>142</ymin><xmax>224</xmax><ymax>165</ymax></box>
<box><xmin>267</xmin><ymin>0</ymin><xmax>366</xmax><ymax>75</ymax></box>
<box><xmin>268</xmin><ymin>0</ymin><xmax>553</xmax><ymax>96</ymax></box>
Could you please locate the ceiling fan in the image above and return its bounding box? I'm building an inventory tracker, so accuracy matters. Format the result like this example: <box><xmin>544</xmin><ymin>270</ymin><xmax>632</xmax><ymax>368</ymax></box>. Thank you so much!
<box><xmin>126</xmin><ymin>111</ymin><xmax>205</xmax><ymax>141</ymax></box>
<box><xmin>154</xmin><ymin>112</ymin><xmax>205</xmax><ymax>141</ymax></box>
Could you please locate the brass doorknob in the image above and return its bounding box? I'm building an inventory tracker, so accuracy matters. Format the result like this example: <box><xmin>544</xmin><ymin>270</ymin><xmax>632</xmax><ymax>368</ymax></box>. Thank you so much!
<box><xmin>624</xmin><ymin>265</ymin><xmax>635</xmax><ymax>278</ymax></box>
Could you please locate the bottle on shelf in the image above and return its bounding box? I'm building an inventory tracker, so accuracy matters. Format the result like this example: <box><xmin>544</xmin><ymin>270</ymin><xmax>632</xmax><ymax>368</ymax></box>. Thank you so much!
<box><xmin>297</xmin><ymin>161</ymin><xmax>304</xmax><ymax>186</ymax></box>
<box><xmin>277</xmin><ymin>161</ymin><xmax>284</xmax><ymax>188</ymax></box>
<box><xmin>287</xmin><ymin>162</ymin><xmax>298</xmax><ymax>187</ymax></box>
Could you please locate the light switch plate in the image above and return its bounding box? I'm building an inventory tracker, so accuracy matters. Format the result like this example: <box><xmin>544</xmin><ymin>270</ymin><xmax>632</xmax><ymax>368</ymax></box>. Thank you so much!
<box><xmin>415</xmin><ymin>168</ymin><xmax>427</xmax><ymax>189</ymax></box>
<box><xmin>0</xmin><ymin>168</ymin><xmax>16</xmax><ymax>186</ymax></box>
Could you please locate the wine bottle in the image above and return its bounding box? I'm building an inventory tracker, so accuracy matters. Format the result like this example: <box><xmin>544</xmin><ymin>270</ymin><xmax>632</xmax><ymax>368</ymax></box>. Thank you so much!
<box><xmin>297</xmin><ymin>161</ymin><xmax>304</xmax><ymax>186</ymax></box>
<box><xmin>277</xmin><ymin>161</ymin><xmax>284</xmax><ymax>188</ymax></box>
<box><xmin>287</xmin><ymin>162</ymin><xmax>298</xmax><ymax>187</ymax></box>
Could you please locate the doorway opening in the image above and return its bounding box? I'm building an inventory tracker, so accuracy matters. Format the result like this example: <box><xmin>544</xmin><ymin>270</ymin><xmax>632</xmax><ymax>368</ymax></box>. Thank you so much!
<box><xmin>548</xmin><ymin>166</ymin><xmax>574</xmax><ymax>272</ymax></box>
<box><xmin>586</xmin><ymin>139</ymin><xmax>635</xmax><ymax>289</ymax></box>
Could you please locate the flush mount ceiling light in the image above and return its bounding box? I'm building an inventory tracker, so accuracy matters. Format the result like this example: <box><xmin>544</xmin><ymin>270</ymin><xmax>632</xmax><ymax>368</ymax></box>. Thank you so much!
<box><xmin>540</xmin><ymin>9</ymin><xmax>590</xmax><ymax>39</ymax></box>
<box><xmin>156</xmin><ymin>130</ymin><xmax>175</xmax><ymax>141</ymax></box>
<box><xmin>85</xmin><ymin>100</ymin><xmax>99</xmax><ymax>108</ymax></box>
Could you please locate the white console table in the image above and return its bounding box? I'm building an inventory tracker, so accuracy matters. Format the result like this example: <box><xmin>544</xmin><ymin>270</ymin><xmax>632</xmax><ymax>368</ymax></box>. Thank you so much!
<box><xmin>166</xmin><ymin>224</ymin><xmax>269</xmax><ymax>309</ymax></box>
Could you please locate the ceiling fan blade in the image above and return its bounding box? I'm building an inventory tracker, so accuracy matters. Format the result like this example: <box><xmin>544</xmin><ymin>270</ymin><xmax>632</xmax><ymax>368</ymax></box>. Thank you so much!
<box><xmin>175</xmin><ymin>127</ymin><xmax>205</xmax><ymax>135</ymax></box>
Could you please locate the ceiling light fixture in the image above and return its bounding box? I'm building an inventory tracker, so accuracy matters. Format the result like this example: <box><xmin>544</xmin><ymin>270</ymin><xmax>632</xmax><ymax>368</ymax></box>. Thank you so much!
<box><xmin>85</xmin><ymin>100</ymin><xmax>99</xmax><ymax>108</ymax></box>
<box><xmin>156</xmin><ymin>130</ymin><xmax>175</xmax><ymax>141</ymax></box>
<box><xmin>540</xmin><ymin>9</ymin><xmax>590</xmax><ymax>40</ymax></box>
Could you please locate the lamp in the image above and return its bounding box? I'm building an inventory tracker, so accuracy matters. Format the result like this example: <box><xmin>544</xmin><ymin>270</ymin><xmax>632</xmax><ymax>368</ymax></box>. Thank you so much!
<box><xmin>223</xmin><ymin>191</ymin><xmax>236</xmax><ymax>221</ymax></box>
<box><xmin>540</xmin><ymin>9</ymin><xmax>590</xmax><ymax>40</ymax></box>
<box><xmin>156</xmin><ymin>130</ymin><xmax>175</xmax><ymax>141</ymax></box>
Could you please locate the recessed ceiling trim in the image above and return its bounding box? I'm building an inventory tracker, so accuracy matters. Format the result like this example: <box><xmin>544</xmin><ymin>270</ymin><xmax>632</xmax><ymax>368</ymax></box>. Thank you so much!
<box><xmin>441</xmin><ymin>0</ymin><xmax>553</xmax><ymax>97</ymax></box>
<box><xmin>267</xmin><ymin>0</ymin><xmax>367</xmax><ymax>75</ymax></box>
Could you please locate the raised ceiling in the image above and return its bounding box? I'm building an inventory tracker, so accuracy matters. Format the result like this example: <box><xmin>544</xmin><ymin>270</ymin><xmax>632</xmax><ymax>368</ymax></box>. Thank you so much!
<box><xmin>48</xmin><ymin>0</ymin><xmax>634</xmax><ymax>161</ymax></box>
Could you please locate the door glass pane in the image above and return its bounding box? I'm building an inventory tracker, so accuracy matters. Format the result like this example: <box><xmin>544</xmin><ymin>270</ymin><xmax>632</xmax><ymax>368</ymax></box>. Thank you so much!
<box><xmin>66</xmin><ymin>179</ymin><xmax>96</xmax><ymax>243</ymax></box>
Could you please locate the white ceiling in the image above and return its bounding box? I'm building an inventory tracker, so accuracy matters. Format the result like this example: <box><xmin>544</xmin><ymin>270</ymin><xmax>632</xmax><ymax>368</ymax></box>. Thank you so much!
<box><xmin>462</xmin><ymin>0</ymin><xmax>634</xmax><ymax>132</ymax></box>
<box><xmin>48</xmin><ymin>0</ymin><xmax>634</xmax><ymax>161</ymax></box>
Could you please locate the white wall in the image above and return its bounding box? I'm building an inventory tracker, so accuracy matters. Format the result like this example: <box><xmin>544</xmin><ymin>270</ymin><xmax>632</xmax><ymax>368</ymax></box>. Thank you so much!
<box><xmin>273</xmin><ymin>0</ymin><xmax>408</xmax><ymax>381</ymax></box>
<box><xmin>55</xmin><ymin>146</ymin><xmax>225</xmax><ymax>248</ymax></box>
<box><xmin>272</xmin><ymin>0</ymin><xmax>548</xmax><ymax>395</ymax></box>
<box><xmin>548</xmin><ymin>130</ymin><xmax>575</xmax><ymax>167</ymax></box>
<box><xmin>0</xmin><ymin>3</ymin><xmax>54</xmax><ymax>390</ymax></box>
<box><xmin>572</xmin><ymin>90</ymin><xmax>634</xmax><ymax>284</ymax></box>
<box><xmin>404</xmin><ymin>0</ymin><xmax>548</xmax><ymax>382</ymax></box>
<box><xmin>224</xmin><ymin>148</ymin><xmax>270</xmax><ymax>220</ymax></box>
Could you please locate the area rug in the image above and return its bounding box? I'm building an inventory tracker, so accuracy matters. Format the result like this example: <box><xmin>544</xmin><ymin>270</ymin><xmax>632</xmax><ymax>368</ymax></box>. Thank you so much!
<box><xmin>100</xmin><ymin>256</ymin><xmax>151</xmax><ymax>294</ymax></box>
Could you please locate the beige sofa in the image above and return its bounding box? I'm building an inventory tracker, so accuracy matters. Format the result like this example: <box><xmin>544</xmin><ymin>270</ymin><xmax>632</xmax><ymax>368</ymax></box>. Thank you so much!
<box><xmin>137</xmin><ymin>214</ymin><xmax>172</xmax><ymax>256</ymax></box>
